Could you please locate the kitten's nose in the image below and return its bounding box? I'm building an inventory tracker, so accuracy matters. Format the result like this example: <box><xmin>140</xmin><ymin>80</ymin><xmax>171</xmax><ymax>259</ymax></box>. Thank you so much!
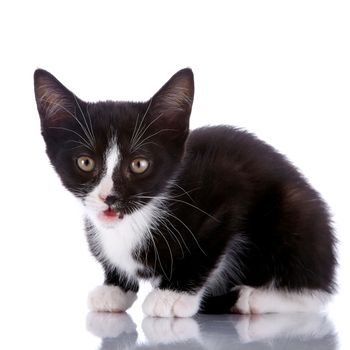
<box><xmin>105</xmin><ymin>195</ymin><xmax>118</xmax><ymax>206</ymax></box>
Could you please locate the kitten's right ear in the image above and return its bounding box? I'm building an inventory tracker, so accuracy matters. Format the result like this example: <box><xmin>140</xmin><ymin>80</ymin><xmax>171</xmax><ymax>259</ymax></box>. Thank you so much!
<box><xmin>34</xmin><ymin>69</ymin><xmax>75</xmax><ymax>125</ymax></box>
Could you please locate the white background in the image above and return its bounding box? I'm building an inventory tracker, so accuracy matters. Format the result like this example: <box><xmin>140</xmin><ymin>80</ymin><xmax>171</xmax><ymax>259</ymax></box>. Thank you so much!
<box><xmin>0</xmin><ymin>1</ymin><xmax>349</xmax><ymax>349</ymax></box>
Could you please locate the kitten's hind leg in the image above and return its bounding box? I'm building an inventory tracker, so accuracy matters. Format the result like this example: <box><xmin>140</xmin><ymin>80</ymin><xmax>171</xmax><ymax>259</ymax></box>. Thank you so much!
<box><xmin>232</xmin><ymin>286</ymin><xmax>330</xmax><ymax>314</ymax></box>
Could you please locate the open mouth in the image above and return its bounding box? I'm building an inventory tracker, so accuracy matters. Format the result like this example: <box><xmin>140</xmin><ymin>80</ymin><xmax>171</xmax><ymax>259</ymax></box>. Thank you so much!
<box><xmin>101</xmin><ymin>207</ymin><xmax>124</xmax><ymax>220</ymax></box>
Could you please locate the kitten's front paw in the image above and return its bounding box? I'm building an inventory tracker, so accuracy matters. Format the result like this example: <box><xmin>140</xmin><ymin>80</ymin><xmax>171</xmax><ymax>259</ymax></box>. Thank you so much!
<box><xmin>88</xmin><ymin>285</ymin><xmax>137</xmax><ymax>312</ymax></box>
<box><xmin>142</xmin><ymin>289</ymin><xmax>201</xmax><ymax>318</ymax></box>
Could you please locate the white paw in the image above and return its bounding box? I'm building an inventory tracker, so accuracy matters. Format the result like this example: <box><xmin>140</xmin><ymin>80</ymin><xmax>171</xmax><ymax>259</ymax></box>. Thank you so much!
<box><xmin>87</xmin><ymin>285</ymin><xmax>137</xmax><ymax>312</ymax></box>
<box><xmin>233</xmin><ymin>286</ymin><xmax>328</xmax><ymax>314</ymax></box>
<box><xmin>142</xmin><ymin>289</ymin><xmax>201</xmax><ymax>317</ymax></box>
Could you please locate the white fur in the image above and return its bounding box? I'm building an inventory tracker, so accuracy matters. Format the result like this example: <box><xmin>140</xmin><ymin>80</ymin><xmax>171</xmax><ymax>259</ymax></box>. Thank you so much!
<box><xmin>98</xmin><ymin>144</ymin><xmax>119</xmax><ymax>199</ymax></box>
<box><xmin>83</xmin><ymin>141</ymin><xmax>164</xmax><ymax>277</ymax></box>
<box><xmin>96</xmin><ymin>199</ymin><xmax>162</xmax><ymax>276</ymax></box>
<box><xmin>83</xmin><ymin>143</ymin><xmax>120</xmax><ymax>228</ymax></box>
<box><xmin>142</xmin><ymin>288</ymin><xmax>203</xmax><ymax>317</ymax></box>
<box><xmin>233</xmin><ymin>285</ymin><xmax>329</xmax><ymax>314</ymax></box>
<box><xmin>87</xmin><ymin>285</ymin><xmax>137</xmax><ymax>312</ymax></box>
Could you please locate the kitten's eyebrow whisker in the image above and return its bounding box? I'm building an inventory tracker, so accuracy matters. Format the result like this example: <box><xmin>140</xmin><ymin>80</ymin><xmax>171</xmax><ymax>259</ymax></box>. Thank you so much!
<box><xmin>73</xmin><ymin>95</ymin><xmax>96</xmax><ymax>150</ymax></box>
<box><xmin>130</xmin><ymin>142</ymin><xmax>158</xmax><ymax>152</ymax></box>
<box><xmin>41</xmin><ymin>97</ymin><xmax>95</xmax><ymax>150</ymax></box>
<box><xmin>86</xmin><ymin>104</ymin><xmax>96</xmax><ymax>146</ymax></box>
<box><xmin>48</xmin><ymin>126</ymin><xmax>94</xmax><ymax>151</ymax></box>
<box><xmin>67</xmin><ymin>139</ymin><xmax>95</xmax><ymax>151</ymax></box>
<box><xmin>129</xmin><ymin>113</ymin><xmax>140</xmax><ymax>147</ymax></box>
<box><xmin>131</xmin><ymin>112</ymin><xmax>165</xmax><ymax>151</ymax></box>
<box><xmin>131</xmin><ymin>128</ymin><xmax>175</xmax><ymax>152</ymax></box>
<box><xmin>130</xmin><ymin>99</ymin><xmax>153</xmax><ymax>150</ymax></box>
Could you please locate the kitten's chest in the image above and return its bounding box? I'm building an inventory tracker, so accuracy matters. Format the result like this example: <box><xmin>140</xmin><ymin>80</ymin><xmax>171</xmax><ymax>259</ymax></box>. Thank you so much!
<box><xmin>96</xmin><ymin>218</ymin><xmax>148</xmax><ymax>277</ymax></box>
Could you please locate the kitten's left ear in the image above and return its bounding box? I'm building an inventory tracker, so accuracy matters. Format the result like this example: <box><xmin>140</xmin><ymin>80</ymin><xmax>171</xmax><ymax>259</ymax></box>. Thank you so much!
<box><xmin>149</xmin><ymin>68</ymin><xmax>194</xmax><ymax>134</ymax></box>
<box><xmin>34</xmin><ymin>69</ymin><xmax>78</xmax><ymax>126</ymax></box>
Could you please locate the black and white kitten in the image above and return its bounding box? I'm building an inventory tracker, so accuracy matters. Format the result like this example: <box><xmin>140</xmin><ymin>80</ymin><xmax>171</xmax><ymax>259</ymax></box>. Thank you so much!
<box><xmin>34</xmin><ymin>68</ymin><xmax>336</xmax><ymax>317</ymax></box>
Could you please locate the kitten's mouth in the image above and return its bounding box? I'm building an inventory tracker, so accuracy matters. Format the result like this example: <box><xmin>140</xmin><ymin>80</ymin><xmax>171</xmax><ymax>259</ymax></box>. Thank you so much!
<box><xmin>101</xmin><ymin>207</ymin><xmax>124</xmax><ymax>220</ymax></box>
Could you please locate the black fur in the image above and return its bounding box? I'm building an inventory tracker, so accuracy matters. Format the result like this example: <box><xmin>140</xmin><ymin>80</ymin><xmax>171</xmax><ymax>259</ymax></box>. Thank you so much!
<box><xmin>34</xmin><ymin>68</ymin><xmax>336</xmax><ymax>313</ymax></box>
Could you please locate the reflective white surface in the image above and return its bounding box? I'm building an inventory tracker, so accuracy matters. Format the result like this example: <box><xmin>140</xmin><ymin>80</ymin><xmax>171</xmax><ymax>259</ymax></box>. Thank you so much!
<box><xmin>87</xmin><ymin>312</ymin><xmax>337</xmax><ymax>350</ymax></box>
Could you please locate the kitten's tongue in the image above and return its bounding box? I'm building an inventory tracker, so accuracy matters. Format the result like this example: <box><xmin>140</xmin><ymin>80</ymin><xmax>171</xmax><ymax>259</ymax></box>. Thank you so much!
<box><xmin>102</xmin><ymin>208</ymin><xmax>124</xmax><ymax>220</ymax></box>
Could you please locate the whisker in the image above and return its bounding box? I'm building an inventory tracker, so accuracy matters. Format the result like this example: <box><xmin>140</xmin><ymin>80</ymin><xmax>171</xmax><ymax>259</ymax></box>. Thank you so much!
<box><xmin>48</xmin><ymin>126</ymin><xmax>94</xmax><ymax>151</ymax></box>
<box><xmin>130</xmin><ymin>99</ymin><xmax>153</xmax><ymax>149</ymax></box>
<box><xmin>129</xmin><ymin>113</ymin><xmax>140</xmax><ymax>147</ymax></box>
<box><xmin>136</xmin><ymin>197</ymin><xmax>206</xmax><ymax>256</ymax></box>
<box><xmin>170</xmin><ymin>183</ymin><xmax>199</xmax><ymax>203</ymax></box>
<box><xmin>136</xmin><ymin>195</ymin><xmax>219</xmax><ymax>222</ymax></box>
<box><xmin>131</xmin><ymin>128</ymin><xmax>176</xmax><ymax>153</ymax></box>
<box><xmin>131</xmin><ymin>112</ymin><xmax>164</xmax><ymax>151</ymax></box>
<box><xmin>165</xmin><ymin>211</ymin><xmax>207</xmax><ymax>256</ymax></box>
<box><xmin>157</xmin><ymin>216</ymin><xmax>187</xmax><ymax>257</ymax></box>
<box><xmin>153</xmin><ymin>225</ymin><xmax>174</xmax><ymax>280</ymax></box>
<box><xmin>66</xmin><ymin>139</ymin><xmax>95</xmax><ymax>150</ymax></box>
<box><xmin>41</xmin><ymin>97</ymin><xmax>95</xmax><ymax>150</ymax></box>
<box><xmin>138</xmin><ymin>209</ymin><xmax>171</xmax><ymax>281</ymax></box>
<box><xmin>72</xmin><ymin>95</ymin><xmax>96</xmax><ymax>150</ymax></box>
<box><xmin>41</xmin><ymin>98</ymin><xmax>95</xmax><ymax>149</ymax></box>
<box><xmin>86</xmin><ymin>104</ymin><xmax>96</xmax><ymax>146</ymax></box>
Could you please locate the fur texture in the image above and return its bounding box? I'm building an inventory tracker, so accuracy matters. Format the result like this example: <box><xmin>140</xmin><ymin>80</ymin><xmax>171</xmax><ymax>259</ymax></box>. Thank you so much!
<box><xmin>34</xmin><ymin>68</ymin><xmax>337</xmax><ymax>317</ymax></box>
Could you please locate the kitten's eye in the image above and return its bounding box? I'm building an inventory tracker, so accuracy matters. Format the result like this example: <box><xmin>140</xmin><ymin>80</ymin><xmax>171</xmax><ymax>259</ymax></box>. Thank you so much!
<box><xmin>130</xmin><ymin>158</ymin><xmax>149</xmax><ymax>174</ymax></box>
<box><xmin>77</xmin><ymin>156</ymin><xmax>95</xmax><ymax>172</ymax></box>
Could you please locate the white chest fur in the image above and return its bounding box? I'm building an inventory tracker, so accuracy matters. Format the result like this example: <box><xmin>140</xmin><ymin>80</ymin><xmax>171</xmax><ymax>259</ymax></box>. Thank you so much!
<box><xmin>93</xmin><ymin>199</ymin><xmax>161</xmax><ymax>278</ymax></box>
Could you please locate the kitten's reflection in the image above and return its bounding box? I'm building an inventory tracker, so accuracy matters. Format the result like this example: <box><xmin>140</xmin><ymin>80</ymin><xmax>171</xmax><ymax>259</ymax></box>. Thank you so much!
<box><xmin>86</xmin><ymin>312</ymin><xmax>137</xmax><ymax>349</ymax></box>
<box><xmin>87</xmin><ymin>312</ymin><xmax>337</xmax><ymax>350</ymax></box>
<box><xmin>142</xmin><ymin>317</ymin><xmax>202</xmax><ymax>346</ymax></box>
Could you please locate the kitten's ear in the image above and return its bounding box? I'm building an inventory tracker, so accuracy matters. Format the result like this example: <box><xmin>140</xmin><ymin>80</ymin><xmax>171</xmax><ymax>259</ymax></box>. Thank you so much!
<box><xmin>34</xmin><ymin>69</ymin><xmax>76</xmax><ymax>125</ymax></box>
<box><xmin>150</xmin><ymin>68</ymin><xmax>194</xmax><ymax>133</ymax></box>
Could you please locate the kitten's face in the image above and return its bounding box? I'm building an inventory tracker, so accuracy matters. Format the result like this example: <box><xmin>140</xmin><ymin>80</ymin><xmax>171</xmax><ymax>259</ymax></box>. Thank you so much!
<box><xmin>34</xmin><ymin>69</ymin><xmax>194</xmax><ymax>228</ymax></box>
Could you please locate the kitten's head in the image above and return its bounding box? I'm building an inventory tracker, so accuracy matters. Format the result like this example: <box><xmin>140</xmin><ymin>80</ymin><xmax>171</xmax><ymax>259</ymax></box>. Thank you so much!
<box><xmin>34</xmin><ymin>68</ymin><xmax>194</xmax><ymax>227</ymax></box>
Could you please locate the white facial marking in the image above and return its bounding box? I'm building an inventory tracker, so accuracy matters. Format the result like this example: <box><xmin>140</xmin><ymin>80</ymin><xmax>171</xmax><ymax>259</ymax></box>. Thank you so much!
<box><xmin>142</xmin><ymin>288</ymin><xmax>203</xmax><ymax>317</ymax></box>
<box><xmin>83</xmin><ymin>142</ymin><xmax>120</xmax><ymax>225</ymax></box>
<box><xmin>87</xmin><ymin>285</ymin><xmax>137</xmax><ymax>312</ymax></box>
<box><xmin>99</xmin><ymin>144</ymin><xmax>120</xmax><ymax>199</ymax></box>
<box><xmin>232</xmin><ymin>286</ymin><xmax>330</xmax><ymax>314</ymax></box>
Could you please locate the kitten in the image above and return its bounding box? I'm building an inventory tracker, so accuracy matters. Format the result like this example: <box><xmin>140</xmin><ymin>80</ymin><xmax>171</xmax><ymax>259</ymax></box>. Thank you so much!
<box><xmin>34</xmin><ymin>68</ymin><xmax>336</xmax><ymax>317</ymax></box>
